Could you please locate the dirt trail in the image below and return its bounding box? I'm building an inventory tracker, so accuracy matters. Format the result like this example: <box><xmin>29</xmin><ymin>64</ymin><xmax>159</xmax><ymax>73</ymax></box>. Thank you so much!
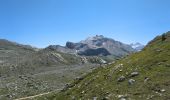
<box><xmin>14</xmin><ymin>89</ymin><xmax>63</xmax><ymax>100</ymax></box>
<box><xmin>15</xmin><ymin>92</ymin><xmax>50</xmax><ymax>100</ymax></box>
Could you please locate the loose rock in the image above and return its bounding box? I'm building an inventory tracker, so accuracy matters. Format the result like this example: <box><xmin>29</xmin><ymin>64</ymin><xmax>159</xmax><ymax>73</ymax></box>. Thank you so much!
<box><xmin>117</xmin><ymin>95</ymin><xmax>127</xmax><ymax>100</ymax></box>
<box><xmin>144</xmin><ymin>77</ymin><xmax>150</xmax><ymax>83</ymax></box>
<box><xmin>93</xmin><ymin>97</ymin><xmax>98</xmax><ymax>100</ymax></box>
<box><xmin>160</xmin><ymin>89</ymin><xmax>166</xmax><ymax>92</ymax></box>
<box><xmin>130</xmin><ymin>72</ymin><xmax>139</xmax><ymax>77</ymax></box>
<box><xmin>117</xmin><ymin>76</ymin><xmax>126</xmax><ymax>82</ymax></box>
<box><xmin>75</xmin><ymin>77</ymin><xmax>84</xmax><ymax>81</ymax></box>
<box><xmin>128</xmin><ymin>79</ymin><xmax>136</xmax><ymax>85</ymax></box>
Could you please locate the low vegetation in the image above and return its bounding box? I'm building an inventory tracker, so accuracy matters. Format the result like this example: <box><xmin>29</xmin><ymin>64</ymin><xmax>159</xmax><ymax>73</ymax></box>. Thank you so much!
<box><xmin>36</xmin><ymin>32</ymin><xmax>170</xmax><ymax>100</ymax></box>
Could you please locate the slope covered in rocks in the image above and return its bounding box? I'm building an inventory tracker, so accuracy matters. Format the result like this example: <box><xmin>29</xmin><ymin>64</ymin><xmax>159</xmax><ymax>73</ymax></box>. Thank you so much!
<box><xmin>39</xmin><ymin>31</ymin><xmax>170</xmax><ymax>100</ymax></box>
<box><xmin>0</xmin><ymin>39</ymin><xmax>36</xmax><ymax>65</ymax></box>
<box><xmin>0</xmin><ymin>40</ymin><xmax>101</xmax><ymax>100</ymax></box>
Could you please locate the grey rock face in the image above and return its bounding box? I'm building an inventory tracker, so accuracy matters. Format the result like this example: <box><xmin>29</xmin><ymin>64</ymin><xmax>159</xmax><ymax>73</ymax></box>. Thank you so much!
<box><xmin>78</xmin><ymin>48</ymin><xmax>111</xmax><ymax>56</ymax></box>
<box><xmin>46</xmin><ymin>35</ymin><xmax>135</xmax><ymax>57</ymax></box>
<box><xmin>66</xmin><ymin>42</ymin><xmax>76</xmax><ymax>49</ymax></box>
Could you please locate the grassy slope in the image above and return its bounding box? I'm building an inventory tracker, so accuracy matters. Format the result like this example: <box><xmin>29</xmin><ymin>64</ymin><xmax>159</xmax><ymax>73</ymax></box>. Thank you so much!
<box><xmin>37</xmin><ymin>32</ymin><xmax>170</xmax><ymax>100</ymax></box>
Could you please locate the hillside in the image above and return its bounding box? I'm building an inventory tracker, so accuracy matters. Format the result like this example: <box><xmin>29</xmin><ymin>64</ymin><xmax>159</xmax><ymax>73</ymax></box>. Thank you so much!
<box><xmin>0</xmin><ymin>39</ymin><xmax>36</xmax><ymax>65</ymax></box>
<box><xmin>0</xmin><ymin>39</ymin><xmax>101</xmax><ymax>100</ymax></box>
<box><xmin>39</xmin><ymin>32</ymin><xmax>170</xmax><ymax>100</ymax></box>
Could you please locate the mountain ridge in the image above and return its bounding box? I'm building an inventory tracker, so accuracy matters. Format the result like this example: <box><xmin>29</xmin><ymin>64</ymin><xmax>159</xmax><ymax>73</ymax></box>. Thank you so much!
<box><xmin>38</xmin><ymin>31</ymin><xmax>170</xmax><ymax>100</ymax></box>
<box><xmin>47</xmin><ymin>35</ymin><xmax>135</xmax><ymax>57</ymax></box>
<box><xmin>0</xmin><ymin>35</ymin><xmax>144</xmax><ymax>99</ymax></box>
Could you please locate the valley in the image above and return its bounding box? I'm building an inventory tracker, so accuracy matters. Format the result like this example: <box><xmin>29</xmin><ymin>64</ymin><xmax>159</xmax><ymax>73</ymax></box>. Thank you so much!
<box><xmin>35</xmin><ymin>32</ymin><xmax>170</xmax><ymax>100</ymax></box>
<box><xmin>0</xmin><ymin>35</ymin><xmax>136</xmax><ymax>99</ymax></box>
<box><xmin>0</xmin><ymin>0</ymin><xmax>169</xmax><ymax>100</ymax></box>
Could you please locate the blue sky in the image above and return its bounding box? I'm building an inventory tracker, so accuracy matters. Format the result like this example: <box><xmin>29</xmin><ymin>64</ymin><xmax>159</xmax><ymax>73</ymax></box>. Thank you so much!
<box><xmin>0</xmin><ymin>0</ymin><xmax>170</xmax><ymax>48</ymax></box>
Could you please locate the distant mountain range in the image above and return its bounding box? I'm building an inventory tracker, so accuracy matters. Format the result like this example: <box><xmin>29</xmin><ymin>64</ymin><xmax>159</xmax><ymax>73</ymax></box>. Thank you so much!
<box><xmin>47</xmin><ymin>35</ymin><xmax>141</xmax><ymax>57</ymax></box>
<box><xmin>0</xmin><ymin>35</ymin><xmax>144</xmax><ymax>99</ymax></box>
<box><xmin>0</xmin><ymin>36</ymin><xmax>144</xmax><ymax>66</ymax></box>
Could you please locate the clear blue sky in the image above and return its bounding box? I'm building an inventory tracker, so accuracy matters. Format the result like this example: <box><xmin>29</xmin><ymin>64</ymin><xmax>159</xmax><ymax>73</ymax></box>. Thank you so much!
<box><xmin>0</xmin><ymin>0</ymin><xmax>170</xmax><ymax>48</ymax></box>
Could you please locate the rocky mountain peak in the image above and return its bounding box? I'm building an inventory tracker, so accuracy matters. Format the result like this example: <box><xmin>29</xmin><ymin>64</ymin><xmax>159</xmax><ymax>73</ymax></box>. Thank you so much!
<box><xmin>130</xmin><ymin>42</ymin><xmax>144</xmax><ymax>51</ymax></box>
<box><xmin>47</xmin><ymin>35</ymin><xmax>135</xmax><ymax>56</ymax></box>
<box><xmin>80</xmin><ymin>35</ymin><xmax>107</xmax><ymax>44</ymax></box>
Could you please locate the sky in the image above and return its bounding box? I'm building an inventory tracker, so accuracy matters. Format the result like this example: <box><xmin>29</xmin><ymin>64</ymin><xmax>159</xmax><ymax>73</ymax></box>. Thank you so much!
<box><xmin>0</xmin><ymin>0</ymin><xmax>170</xmax><ymax>48</ymax></box>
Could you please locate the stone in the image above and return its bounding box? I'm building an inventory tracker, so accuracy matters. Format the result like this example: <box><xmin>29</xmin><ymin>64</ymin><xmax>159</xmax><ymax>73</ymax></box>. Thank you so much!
<box><xmin>160</xmin><ymin>89</ymin><xmax>166</xmax><ymax>92</ymax></box>
<box><xmin>128</xmin><ymin>79</ymin><xmax>136</xmax><ymax>85</ymax></box>
<box><xmin>166</xmin><ymin>64</ymin><xmax>170</xmax><ymax>67</ymax></box>
<box><xmin>7</xmin><ymin>95</ymin><xmax>12</xmax><ymax>98</ymax></box>
<box><xmin>156</xmin><ymin>49</ymin><xmax>161</xmax><ymax>52</ymax></box>
<box><xmin>80</xmin><ymin>57</ymin><xmax>88</xmax><ymax>64</ymax></box>
<box><xmin>93</xmin><ymin>97</ymin><xmax>98</xmax><ymax>100</ymax></box>
<box><xmin>71</xmin><ymin>96</ymin><xmax>75</xmax><ymax>99</ymax></box>
<box><xmin>120</xmin><ymin>98</ymin><xmax>126</xmax><ymax>100</ymax></box>
<box><xmin>117</xmin><ymin>76</ymin><xmax>126</xmax><ymax>82</ymax></box>
<box><xmin>81</xmin><ymin>91</ymin><xmax>85</xmax><ymax>94</ymax></box>
<box><xmin>130</xmin><ymin>72</ymin><xmax>139</xmax><ymax>77</ymax></box>
<box><xmin>100</xmin><ymin>59</ymin><xmax>107</xmax><ymax>64</ymax></box>
<box><xmin>144</xmin><ymin>77</ymin><xmax>150</xmax><ymax>83</ymax></box>
<box><xmin>118</xmin><ymin>95</ymin><xmax>124</xmax><ymax>98</ymax></box>
<box><xmin>75</xmin><ymin>77</ymin><xmax>84</xmax><ymax>81</ymax></box>
<box><xmin>102</xmin><ymin>97</ymin><xmax>109</xmax><ymax>100</ymax></box>
<box><xmin>117</xmin><ymin>95</ymin><xmax>127</xmax><ymax>100</ymax></box>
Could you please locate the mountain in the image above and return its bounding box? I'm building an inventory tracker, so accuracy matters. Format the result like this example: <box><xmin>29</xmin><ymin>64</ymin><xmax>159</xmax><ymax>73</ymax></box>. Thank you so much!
<box><xmin>47</xmin><ymin>35</ymin><xmax>135</xmax><ymax>57</ymax></box>
<box><xmin>130</xmin><ymin>42</ymin><xmax>145</xmax><ymax>51</ymax></box>
<box><xmin>0</xmin><ymin>39</ymin><xmax>36</xmax><ymax>65</ymax></box>
<box><xmin>40</xmin><ymin>31</ymin><xmax>170</xmax><ymax>100</ymax></box>
<box><xmin>0</xmin><ymin>35</ymin><xmax>147</xmax><ymax>100</ymax></box>
<box><xmin>0</xmin><ymin>39</ymin><xmax>106</xmax><ymax>99</ymax></box>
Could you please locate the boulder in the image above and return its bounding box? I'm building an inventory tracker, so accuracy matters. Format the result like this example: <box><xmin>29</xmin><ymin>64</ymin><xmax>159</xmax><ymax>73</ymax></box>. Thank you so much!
<box><xmin>130</xmin><ymin>72</ymin><xmax>139</xmax><ymax>77</ymax></box>
<box><xmin>117</xmin><ymin>76</ymin><xmax>126</xmax><ymax>82</ymax></box>
<box><xmin>144</xmin><ymin>77</ymin><xmax>150</xmax><ymax>83</ymax></box>
<box><xmin>117</xmin><ymin>95</ymin><xmax>127</xmax><ymax>100</ymax></box>
<box><xmin>75</xmin><ymin>77</ymin><xmax>84</xmax><ymax>81</ymax></box>
<box><xmin>128</xmin><ymin>79</ymin><xmax>135</xmax><ymax>85</ymax></box>
<box><xmin>160</xmin><ymin>89</ymin><xmax>166</xmax><ymax>92</ymax></box>
<box><xmin>93</xmin><ymin>97</ymin><xmax>98</xmax><ymax>100</ymax></box>
<box><xmin>100</xmin><ymin>59</ymin><xmax>107</xmax><ymax>64</ymax></box>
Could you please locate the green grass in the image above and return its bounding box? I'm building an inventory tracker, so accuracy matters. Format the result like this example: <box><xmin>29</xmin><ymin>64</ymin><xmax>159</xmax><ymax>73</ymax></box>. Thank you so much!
<box><xmin>36</xmin><ymin>32</ymin><xmax>170</xmax><ymax>100</ymax></box>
